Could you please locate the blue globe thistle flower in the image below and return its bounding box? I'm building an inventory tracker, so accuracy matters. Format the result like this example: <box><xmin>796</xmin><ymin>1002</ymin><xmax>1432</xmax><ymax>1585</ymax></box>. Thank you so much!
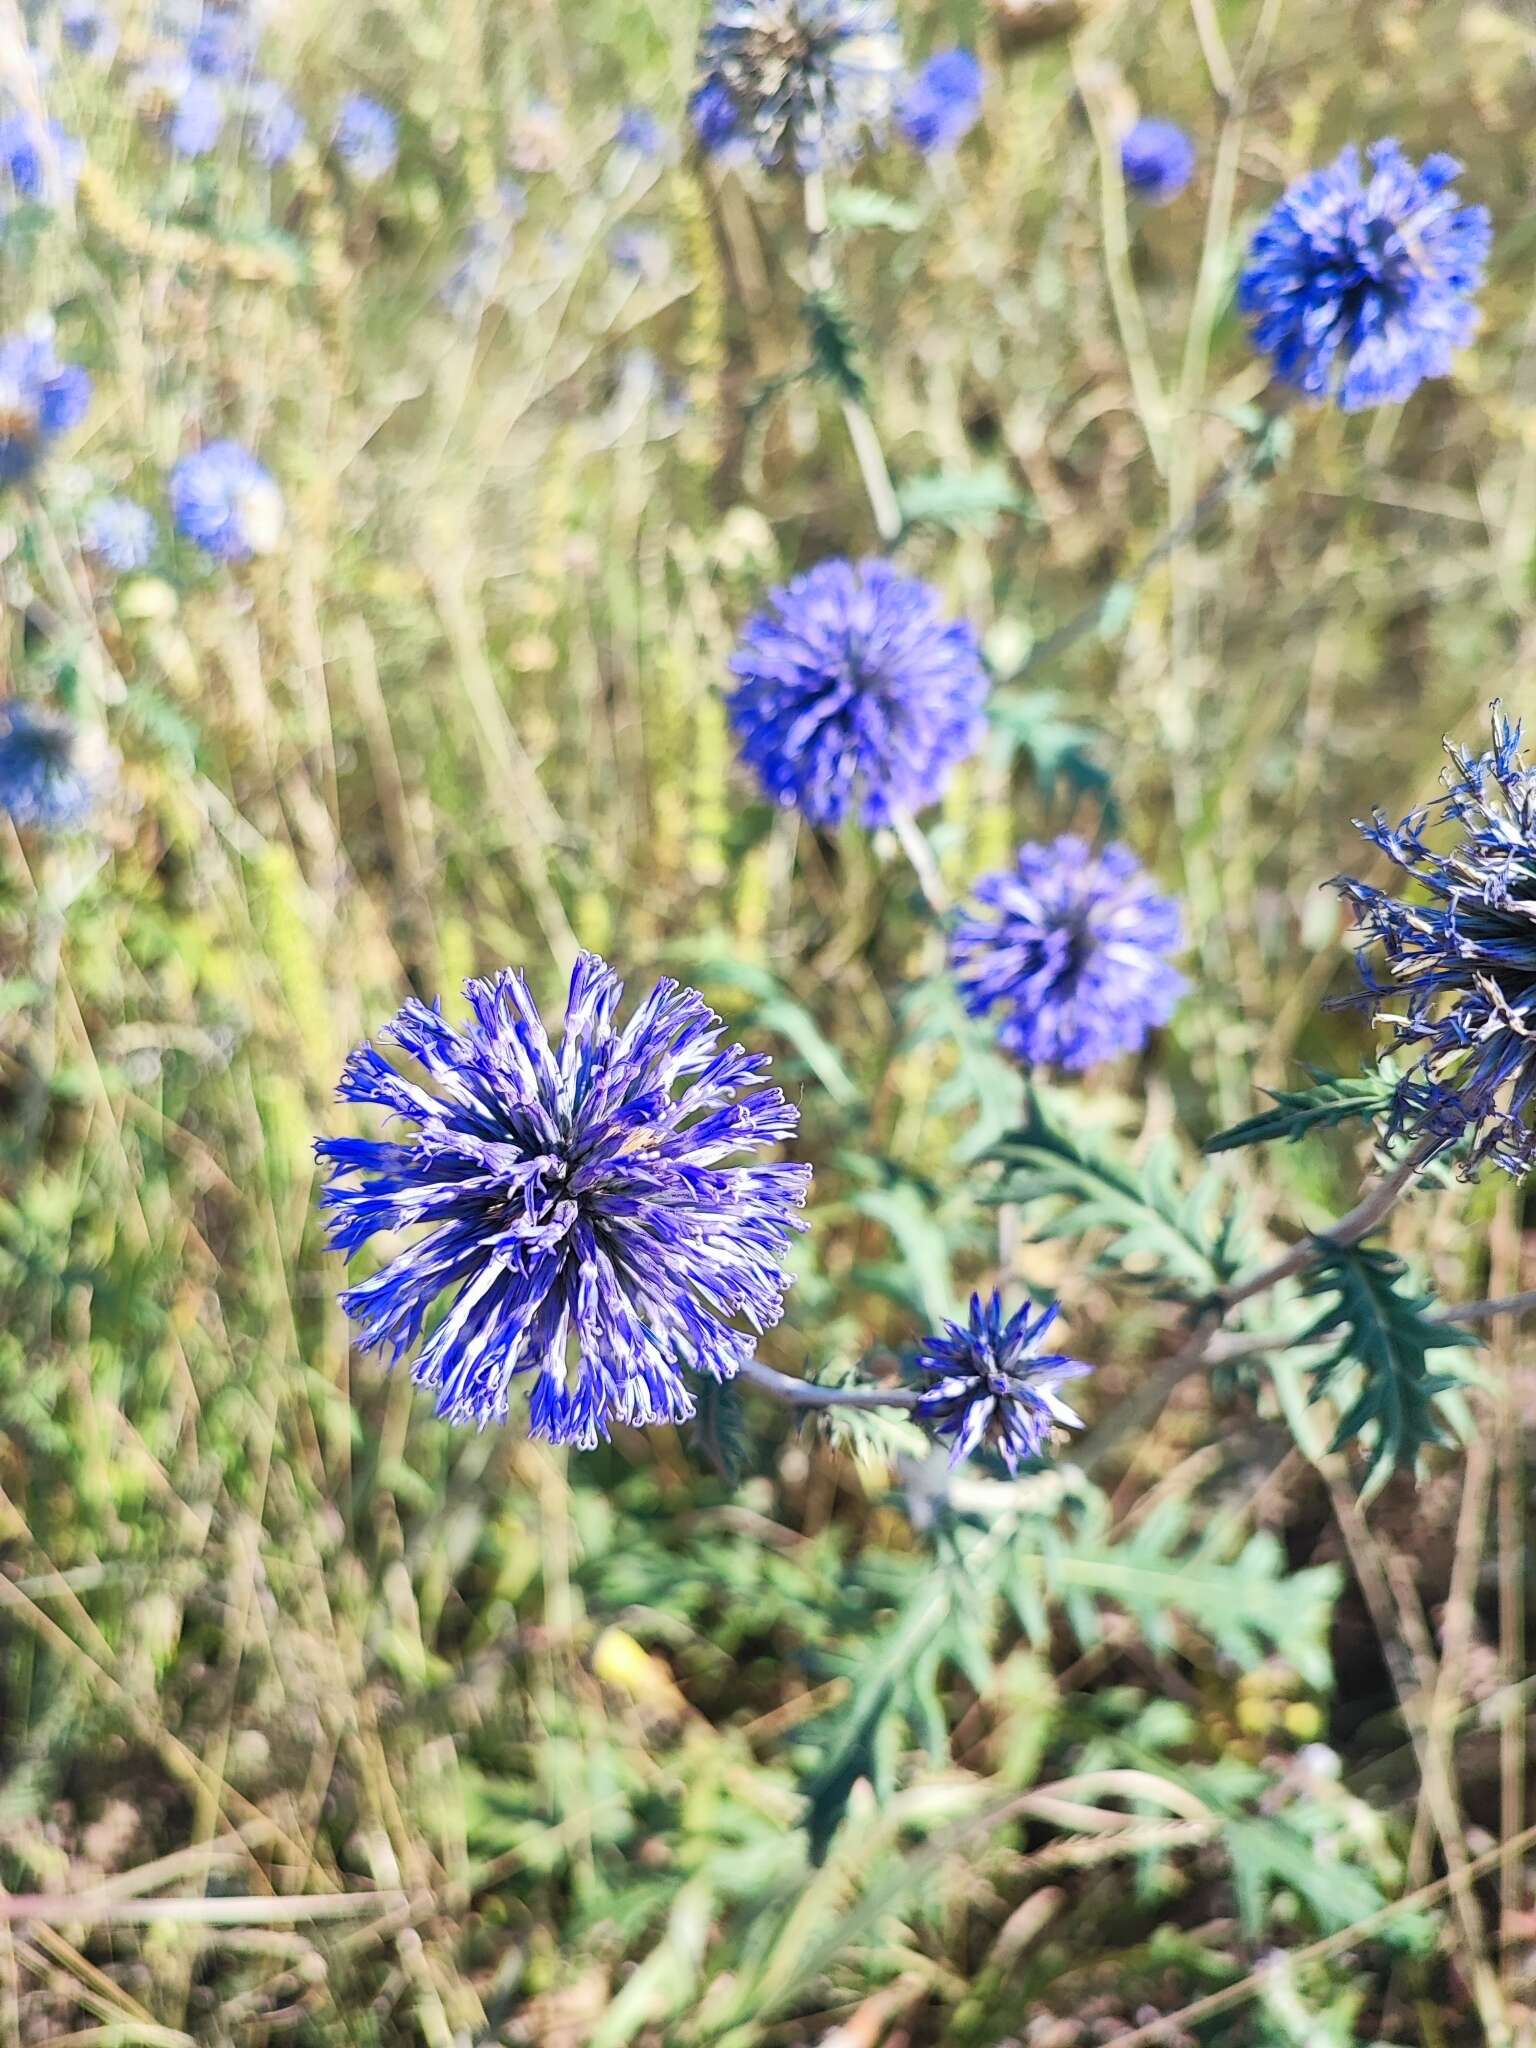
<box><xmin>241</xmin><ymin>79</ymin><xmax>305</xmax><ymax>167</ymax></box>
<box><xmin>914</xmin><ymin>1291</ymin><xmax>1091</xmax><ymax>1474</ymax></box>
<box><xmin>0</xmin><ymin>327</ymin><xmax>92</xmax><ymax>485</ymax></box>
<box><xmin>689</xmin><ymin>77</ymin><xmax>747</xmax><ymax>157</ymax></box>
<box><xmin>615</xmin><ymin>105</ymin><xmax>664</xmax><ymax>158</ymax></box>
<box><xmin>0</xmin><ymin>701</ymin><xmax>105</xmax><ymax>831</ymax></box>
<box><xmin>1120</xmin><ymin>117</ymin><xmax>1195</xmax><ymax>204</ymax></box>
<box><xmin>1239</xmin><ymin>139</ymin><xmax>1491</xmax><ymax>412</ymax></box>
<box><xmin>169</xmin><ymin>74</ymin><xmax>227</xmax><ymax>156</ymax></box>
<box><xmin>951</xmin><ymin>838</ymin><xmax>1185</xmax><ymax>1072</ymax></box>
<box><xmin>1336</xmin><ymin>710</ymin><xmax>1536</xmax><ymax>1177</ymax></box>
<box><xmin>728</xmin><ymin>557</ymin><xmax>987</xmax><ymax>829</ymax></box>
<box><xmin>317</xmin><ymin>953</ymin><xmax>812</xmax><ymax>1448</ymax></box>
<box><xmin>693</xmin><ymin>0</ymin><xmax>903</xmax><ymax>172</ymax></box>
<box><xmin>185</xmin><ymin>9</ymin><xmax>250</xmax><ymax>77</ymax></box>
<box><xmin>83</xmin><ymin>495</ymin><xmax>156</xmax><ymax>573</ymax></box>
<box><xmin>333</xmin><ymin>94</ymin><xmax>398</xmax><ymax>182</ymax></box>
<box><xmin>61</xmin><ymin>3</ymin><xmax>119</xmax><ymax>59</ymax></box>
<box><xmin>169</xmin><ymin>440</ymin><xmax>284</xmax><ymax>560</ymax></box>
<box><xmin>896</xmin><ymin>47</ymin><xmax>982</xmax><ymax>157</ymax></box>
<box><xmin>0</xmin><ymin>116</ymin><xmax>85</xmax><ymax>207</ymax></box>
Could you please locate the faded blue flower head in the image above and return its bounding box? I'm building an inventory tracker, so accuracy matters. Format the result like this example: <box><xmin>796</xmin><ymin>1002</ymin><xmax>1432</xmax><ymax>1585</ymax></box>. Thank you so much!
<box><xmin>333</xmin><ymin>93</ymin><xmax>398</xmax><ymax>182</ymax></box>
<box><xmin>1239</xmin><ymin>139</ymin><xmax>1491</xmax><ymax>412</ymax></box>
<box><xmin>1336</xmin><ymin>710</ymin><xmax>1536</xmax><ymax>1177</ymax></box>
<box><xmin>896</xmin><ymin>47</ymin><xmax>982</xmax><ymax>157</ymax></box>
<box><xmin>693</xmin><ymin>0</ymin><xmax>903</xmax><ymax>171</ymax></box>
<box><xmin>83</xmin><ymin>495</ymin><xmax>156</xmax><ymax>573</ymax></box>
<box><xmin>1120</xmin><ymin>117</ymin><xmax>1195</xmax><ymax>204</ymax></box>
<box><xmin>241</xmin><ymin>79</ymin><xmax>305</xmax><ymax>167</ymax></box>
<box><xmin>317</xmin><ymin>953</ymin><xmax>812</xmax><ymax>1448</ymax></box>
<box><xmin>0</xmin><ymin>327</ymin><xmax>92</xmax><ymax>484</ymax></box>
<box><xmin>616</xmin><ymin>105</ymin><xmax>664</xmax><ymax>158</ymax></box>
<box><xmin>609</xmin><ymin>225</ymin><xmax>669</xmax><ymax>280</ymax></box>
<box><xmin>0</xmin><ymin>116</ymin><xmax>84</xmax><ymax>206</ymax></box>
<box><xmin>0</xmin><ymin>701</ymin><xmax>105</xmax><ymax>830</ymax></box>
<box><xmin>437</xmin><ymin>182</ymin><xmax>525</xmax><ymax>320</ymax></box>
<box><xmin>185</xmin><ymin>9</ymin><xmax>250</xmax><ymax>77</ymax></box>
<box><xmin>169</xmin><ymin>74</ymin><xmax>226</xmax><ymax>155</ymax></box>
<box><xmin>728</xmin><ymin>557</ymin><xmax>987</xmax><ymax>829</ymax></box>
<box><xmin>170</xmin><ymin>439</ymin><xmax>284</xmax><ymax>560</ymax></box>
<box><xmin>915</xmin><ymin>1291</ymin><xmax>1091</xmax><ymax>1474</ymax></box>
<box><xmin>61</xmin><ymin>3</ymin><xmax>119</xmax><ymax>58</ymax></box>
<box><xmin>952</xmin><ymin>838</ymin><xmax>1185</xmax><ymax>1072</ymax></box>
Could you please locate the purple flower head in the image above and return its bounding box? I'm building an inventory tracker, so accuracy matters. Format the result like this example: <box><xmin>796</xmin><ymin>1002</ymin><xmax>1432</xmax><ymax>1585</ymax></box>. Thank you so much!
<box><xmin>0</xmin><ymin>701</ymin><xmax>106</xmax><ymax>830</ymax></box>
<box><xmin>1120</xmin><ymin>118</ymin><xmax>1195</xmax><ymax>204</ymax></box>
<box><xmin>914</xmin><ymin>1290</ymin><xmax>1091</xmax><ymax>1474</ymax></box>
<box><xmin>896</xmin><ymin>47</ymin><xmax>982</xmax><ymax>157</ymax></box>
<box><xmin>952</xmin><ymin>839</ymin><xmax>1185</xmax><ymax>1072</ymax></box>
<box><xmin>185</xmin><ymin>9</ymin><xmax>250</xmax><ymax>77</ymax></box>
<box><xmin>693</xmin><ymin>0</ymin><xmax>903</xmax><ymax>172</ymax></box>
<box><xmin>0</xmin><ymin>116</ymin><xmax>85</xmax><ymax>206</ymax></box>
<box><xmin>169</xmin><ymin>439</ymin><xmax>283</xmax><ymax>560</ymax></box>
<box><xmin>1336</xmin><ymin>709</ymin><xmax>1536</xmax><ymax>1178</ymax></box>
<box><xmin>333</xmin><ymin>93</ymin><xmax>398</xmax><ymax>182</ymax></box>
<box><xmin>61</xmin><ymin>4</ymin><xmax>119</xmax><ymax>58</ymax></box>
<box><xmin>317</xmin><ymin>953</ymin><xmax>812</xmax><ymax>1449</ymax></box>
<box><xmin>616</xmin><ymin>105</ymin><xmax>664</xmax><ymax>157</ymax></box>
<box><xmin>83</xmin><ymin>495</ymin><xmax>156</xmax><ymax>573</ymax></box>
<box><xmin>241</xmin><ymin>79</ymin><xmax>305</xmax><ymax>166</ymax></box>
<box><xmin>728</xmin><ymin>557</ymin><xmax>987</xmax><ymax>829</ymax></box>
<box><xmin>1239</xmin><ymin>139</ymin><xmax>1491</xmax><ymax>412</ymax></box>
<box><xmin>689</xmin><ymin>77</ymin><xmax>746</xmax><ymax>157</ymax></box>
<box><xmin>169</xmin><ymin>73</ymin><xmax>226</xmax><ymax>155</ymax></box>
<box><xmin>0</xmin><ymin>327</ymin><xmax>92</xmax><ymax>484</ymax></box>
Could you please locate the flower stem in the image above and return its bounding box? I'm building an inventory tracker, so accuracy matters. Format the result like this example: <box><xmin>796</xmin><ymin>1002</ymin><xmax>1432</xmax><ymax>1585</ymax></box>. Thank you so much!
<box><xmin>736</xmin><ymin>1355</ymin><xmax>917</xmax><ymax>1411</ymax></box>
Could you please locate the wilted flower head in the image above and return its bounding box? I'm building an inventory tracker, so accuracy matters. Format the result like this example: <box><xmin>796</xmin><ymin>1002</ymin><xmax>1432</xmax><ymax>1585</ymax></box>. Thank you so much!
<box><xmin>1239</xmin><ymin>139</ymin><xmax>1490</xmax><ymax>412</ymax></box>
<box><xmin>693</xmin><ymin>0</ymin><xmax>902</xmax><ymax>171</ymax></box>
<box><xmin>83</xmin><ymin>495</ymin><xmax>156</xmax><ymax>573</ymax></box>
<box><xmin>170</xmin><ymin>439</ymin><xmax>283</xmax><ymax>560</ymax></box>
<box><xmin>0</xmin><ymin>115</ymin><xmax>84</xmax><ymax>207</ymax></box>
<box><xmin>1336</xmin><ymin>710</ymin><xmax>1536</xmax><ymax>1177</ymax></box>
<box><xmin>333</xmin><ymin>93</ymin><xmax>398</xmax><ymax>181</ymax></box>
<box><xmin>0</xmin><ymin>701</ymin><xmax>106</xmax><ymax>830</ymax></box>
<box><xmin>728</xmin><ymin>557</ymin><xmax>986</xmax><ymax>829</ymax></box>
<box><xmin>1120</xmin><ymin>117</ymin><xmax>1195</xmax><ymax>204</ymax></box>
<box><xmin>914</xmin><ymin>1291</ymin><xmax>1091</xmax><ymax>1474</ymax></box>
<box><xmin>317</xmin><ymin>953</ymin><xmax>812</xmax><ymax>1448</ymax></box>
<box><xmin>0</xmin><ymin>326</ymin><xmax>92</xmax><ymax>484</ymax></box>
<box><xmin>896</xmin><ymin>48</ymin><xmax>982</xmax><ymax>157</ymax></box>
<box><xmin>241</xmin><ymin>79</ymin><xmax>305</xmax><ymax>166</ymax></box>
<box><xmin>952</xmin><ymin>838</ymin><xmax>1185</xmax><ymax>1072</ymax></box>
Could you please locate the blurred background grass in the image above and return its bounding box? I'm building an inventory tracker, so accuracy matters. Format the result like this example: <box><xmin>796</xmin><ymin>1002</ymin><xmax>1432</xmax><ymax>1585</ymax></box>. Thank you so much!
<box><xmin>1</xmin><ymin>0</ymin><xmax>1534</xmax><ymax>2040</ymax></box>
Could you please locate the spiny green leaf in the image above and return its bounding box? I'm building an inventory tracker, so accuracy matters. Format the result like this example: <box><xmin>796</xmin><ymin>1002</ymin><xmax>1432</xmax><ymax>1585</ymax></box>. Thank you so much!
<box><xmin>1301</xmin><ymin>1242</ymin><xmax>1476</xmax><ymax>1483</ymax></box>
<box><xmin>1205</xmin><ymin>1071</ymin><xmax>1397</xmax><ymax>1154</ymax></box>
<box><xmin>987</xmin><ymin>687</ymin><xmax>1115</xmax><ymax>817</ymax></box>
<box><xmin>896</xmin><ymin>464</ymin><xmax>1030</xmax><ymax>535</ymax></box>
<box><xmin>802</xmin><ymin>290</ymin><xmax>868</xmax><ymax>403</ymax></box>
<box><xmin>691</xmin><ymin>1379</ymin><xmax>751</xmax><ymax>1484</ymax></box>
<box><xmin>987</xmin><ymin>1089</ymin><xmax>1245</xmax><ymax>1300</ymax></box>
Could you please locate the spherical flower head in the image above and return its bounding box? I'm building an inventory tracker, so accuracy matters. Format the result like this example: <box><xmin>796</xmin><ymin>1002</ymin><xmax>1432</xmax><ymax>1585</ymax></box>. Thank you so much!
<box><xmin>170</xmin><ymin>440</ymin><xmax>284</xmax><ymax>561</ymax></box>
<box><xmin>1336</xmin><ymin>710</ymin><xmax>1536</xmax><ymax>1177</ymax></box>
<box><xmin>0</xmin><ymin>116</ymin><xmax>85</xmax><ymax>207</ymax></box>
<box><xmin>317</xmin><ymin>953</ymin><xmax>813</xmax><ymax>1449</ymax></box>
<box><xmin>728</xmin><ymin>557</ymin><xmax>987</xmax><ymax>829</ymax></box>
<box><xmin>952</xmin><ymin>838</ymin><xmax>1186</xmax><ymax>1072</ymax></box>
<box><xmin>333</xmin><ymin>94</ymin><xmax>398</xmax><ymax>182</ymax></box>
<box><xmin>0</xmin><ymin>327</ymin><xmax>92</xmax><ymax>485</ymax></box>
<box><xmin>896</xmin><ymin>47</ymin><xmax>982</xmax><ymax>157</ymax></box>
<box><xmin>615</xmin><ymin>105</ymin><xmax>664</xmax><ymax>158</ymax></box>
<box><xmin>1239</xmin><ymin>139</ymin><xmax>1491</xmax><ymax>412</ymax></box>
<box><xmin>689</xmin><ymin>77</ymin><xmax>747</xmax><ymax>158</ymax></box>
<box><xmin>914</xmin><ymin>1290</ymin><xmax>1091</xmax><ymax>1474</ymax></box>
<box><xmin>693</xmin><ymin>0</ymin><xmax>903</xmax><ymax>172</ymax></box>
<box><xmin>1120</xmin><ymin>117</ymin><xmax>1195</xmax><ymax>204</ymax></box>
<box><xmin>0</xmin><ymin>701</ymin><xmax>106</xmax><ymax>831</ymax></box>
<box><xmin>83</xmin><ymin>495</ymin><xmax>157</xmax><ymax>574</ymax></box>
<box><xmin>241</xmin><ymin>79</ymin><xmax>305</xmax><ymax>167</ymax></box>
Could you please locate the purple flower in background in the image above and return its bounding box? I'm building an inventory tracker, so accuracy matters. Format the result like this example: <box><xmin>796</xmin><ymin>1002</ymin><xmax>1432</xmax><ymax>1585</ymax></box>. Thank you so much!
<box><xmin>693</xmin><ymin>0</ymin><xmax>903</xmax><ymax>171</ymax></box>
<box><xmin>896</xmin><ymin>48</ymin><xmax>982</xmax><ymax>157</ymax></box>
<box><xmin>170</xmin><ymin>440</ymin><xmax>284</xmax><ymax>560</ymax></box>
<box><xmin>83</xmin><ymin>495</ymin><xmax>156</xmax><ymax>573</ymax></box>
<box><xmin>333</xmin><ymin>93</ymin><xmax>398</xmax><ymax>182</ymax></box>
<box><xmin>0</xmin><ymin>116</ymin><xmax>84</xmax><ymax>206</ymax></box>
<box><xmin>616</xmin><ymin>105</ymin><xmax>664</xmax><ymax>157</ymax></box>
<box><xmin>437</xmin><ymin>182</ymin><xmax>525</xmax><ymax>320</ymax></box>
<box><xmin>951</xmin><ymin>839</ymin><xmax>1185</xmax><ymax>1072</ymax></box>
<box><xmin>169</xmin><ymin>74</ymin><xmax>227</xmax><ymax>155</ymax></box>
<box><xmin>915</xmin><ymin>1291</ymin><xmax>1091</xmax><ymax>1474</ymax></box>
<box><xmin>728</xmin><ymin>558</ymin><xmax>987</xmax><ymax>829</ymax></box>
<box><xmin>1120</xmin><ymin>118</ymin><xmax>1195</xmax><ymax>203</ymax></box>
<box><xmin>61</xmin><ymin>3</ymin><xmax>119</xmax><ymax>58</ymax></box>
<box><xmin>1239</xmin><ymin>139</ymin><xmax>1490</xmax><ymax>411</ymax></box>
<box><xmin>241</xmin><ymin>79</ymin><xmax>305</xmax><ymax>167</ymax></box>
<box><xmin>0</xmin><ymin>702</ymin><xmax>104</xmax><ymax>830</ymax></box>
<box><xmin>317</xmin><ymin>954</ymin><xmax>812</xmax><ymax>1448</ymax></box>
<box><xmin>0</xmin><ymin>326</ymin><xmax>92</xmax><ymax>484</ymax></box>
<box><xmin>1337</xmin><ymin>709</ymin><xmax>1536</xmax><ymax>1177</ymax></box>
<box><xmin>609</xmin><ymin>226</ymin><xmax>669</xmax><ymax>279</ymax></box>
<box><xmin>185</xmin><ymin>9</ymin><xmax>250</xmax><ymax>77</ymax></box>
